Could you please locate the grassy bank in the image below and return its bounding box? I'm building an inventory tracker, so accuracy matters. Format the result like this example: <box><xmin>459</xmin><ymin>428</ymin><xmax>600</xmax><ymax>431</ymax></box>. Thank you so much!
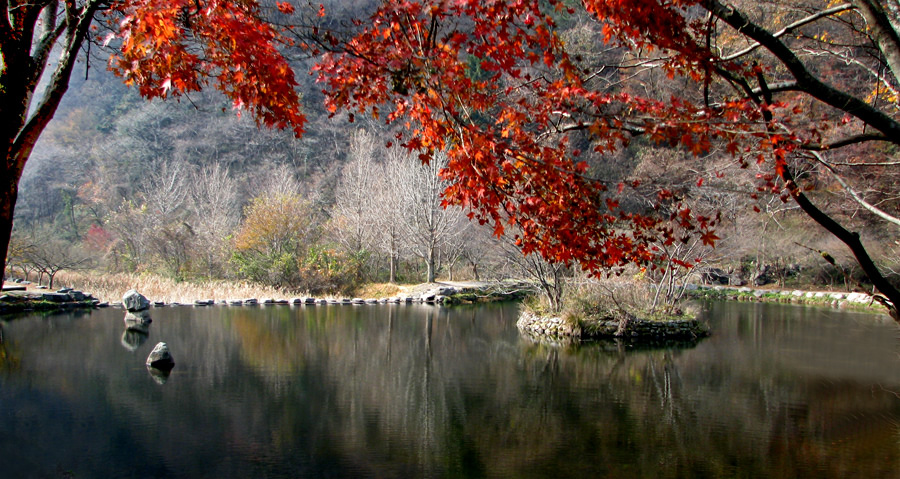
<box><xmin>52</xmin><ymin>271</ymin><xmax>294</xmax><ymax>304</ymax></box>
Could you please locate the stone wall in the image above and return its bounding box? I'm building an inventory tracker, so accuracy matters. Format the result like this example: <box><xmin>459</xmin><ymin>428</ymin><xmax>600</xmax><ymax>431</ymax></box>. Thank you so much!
<box><xmin>517</xmin><ymin>310</ymin><xmax>709</xmax><ymax>344</ymax></box>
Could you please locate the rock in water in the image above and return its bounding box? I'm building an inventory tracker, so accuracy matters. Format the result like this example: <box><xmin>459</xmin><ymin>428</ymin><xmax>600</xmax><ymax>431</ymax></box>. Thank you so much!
<box><xmin>123</xmin><ymin>289</ymin><xmax>150</xmax><ymax>312</ymax></box>
<box><xmin>146</xmin><ymin>342</ymin><xmax>175</xmax><ymax>370</ymax></box>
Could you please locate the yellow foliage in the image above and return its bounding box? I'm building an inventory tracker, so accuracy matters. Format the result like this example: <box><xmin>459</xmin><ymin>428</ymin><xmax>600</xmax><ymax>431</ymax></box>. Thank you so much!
<box><xmin>233</xmin><ymin>194</ymin><xmax>316</xmax><ymax>255</ymax></box>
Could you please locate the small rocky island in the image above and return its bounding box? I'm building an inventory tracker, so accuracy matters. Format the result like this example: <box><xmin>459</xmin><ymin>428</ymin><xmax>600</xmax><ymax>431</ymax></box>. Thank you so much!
<box><xmin>517</xmin><ymin>311</ymin><xmax>709</xmax><ymax>344</ymax></box>
<box><xmin>0</xmin><ymin>287</ymin><xmax>98</xmax><ymax>315</ymax></box>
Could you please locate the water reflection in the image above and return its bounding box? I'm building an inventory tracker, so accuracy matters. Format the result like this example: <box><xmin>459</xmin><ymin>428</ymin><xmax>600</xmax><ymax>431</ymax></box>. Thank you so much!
<box><xmin>121</xmin><ymin>328</ymin><xmax>149</xmax><ymax>351</ymax></box>
<box><xmin>0</xmin><ymin>302</ymin><xmax>897</xmax><ymax>478</ymax></box>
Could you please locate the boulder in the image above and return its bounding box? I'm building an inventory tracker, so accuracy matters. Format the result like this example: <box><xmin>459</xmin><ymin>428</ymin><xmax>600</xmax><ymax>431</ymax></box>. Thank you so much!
<box><xmin>41</xmin><ymin>292</ymin><xmax>71</xmax><ymax>302</ymax></box>
<box><xmin>146</xmin><ymin>342</ymin><xmax>175</xmax><ymax>370</ymax></box>
<box><xmin>701</xmin><ymin>268</ymin><xmax>731</xmax><ymax>285</ymax></box>
<box><xmin>846</xmin><ymin>292</ymin><xmax>870</xmax><ymax>303</ymax></box>
<box><xmin>123</xmin><ymin>289</ymin><xmax>150</xmax><ymax>312</ymax></box>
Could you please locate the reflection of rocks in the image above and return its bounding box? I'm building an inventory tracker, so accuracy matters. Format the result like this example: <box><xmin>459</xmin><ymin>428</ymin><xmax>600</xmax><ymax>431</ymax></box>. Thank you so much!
<box><xmin>121</xmin><ymin>328</ymin><xmax>149</xmax><ymax>352</ymax></box>
<box><xmin>124</xmin><ymin>310</ymin><xmax>152</xmax><ymax>329</ymax></box>
<box><xmin>146</xmin><ymin>365</ymin><xmax>171</xmax><ymax>384</ymax></box>
<box><xmin>146</xmin><ymin>342</ymin><xmax>175</xmax><ymax>370</ymax></box>
<box><xmin>123</xmin><ymin>289</ymin><xmax>150</xmax><ymax>312</ymax></box>
<box><xmin>122</xmin><ymin>309</ymin><xmax>152</xmax><ymax>351</ymax></box>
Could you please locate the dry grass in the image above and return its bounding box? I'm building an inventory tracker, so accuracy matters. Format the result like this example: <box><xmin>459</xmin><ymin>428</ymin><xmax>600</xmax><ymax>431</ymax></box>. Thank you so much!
<box><xmin>54</xmin><ymin>271</ymin><xmax>297</xmax><ymax>303</ymax></box>
<box><xmin>352</xmin><ymin>282</ymin><xmax>403</xmax><ymax>298</ymax></box>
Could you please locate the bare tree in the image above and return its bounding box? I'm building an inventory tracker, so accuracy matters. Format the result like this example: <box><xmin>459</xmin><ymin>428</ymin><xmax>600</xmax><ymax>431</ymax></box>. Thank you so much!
<box><xmin>369</xmin><ymin>147</ymin><xmax>409</xmax><ymax>283</ymax></box>
<box><xmin>498</xmin><ymin>233</ymin><xmax>570</xmax><ymax>313</ymax></box>
<box><xmin>331</xmin><ymin>129</ymin><xmax>380</xmax><ymax>256</ymax></box>
<box><xmin>188</xmin><ymin>163</ymin><xmax>241</xmax><ymax>277</ymax></box>
<box><xmin>389</xmin><ymin>151</ymin><xmax>467</xmax><ymax>283</ymax></box>
<box><xmin>25</xmin><ymin>239</ymin><xmax>91</xmax><ymax>289</ymax></box>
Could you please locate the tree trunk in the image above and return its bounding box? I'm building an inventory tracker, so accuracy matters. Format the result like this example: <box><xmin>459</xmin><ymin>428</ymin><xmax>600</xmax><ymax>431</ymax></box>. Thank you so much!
<box><xmin>0</xmin><ymin>174</ymin><xmax>18</xmax><ymax>283</ymax></box>
<box><xmin>426</xmin><ymin>244</ymin><xmax>436</xmax><ymax>283</ymax></box>
<box><xmin>782</xmin><ymin>166</ymin><xmax>900</xmax><ymax>321</ymax></box>
<box><xmin>389</xmin><ymin>253</ymin><xmax>396</xmax><ymax>284</ymax></box>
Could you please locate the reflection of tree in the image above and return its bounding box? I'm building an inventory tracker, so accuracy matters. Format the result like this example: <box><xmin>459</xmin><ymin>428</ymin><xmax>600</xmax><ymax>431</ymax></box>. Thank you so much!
<box><xmin>0</xmin><ymin>323</ymin><xmax>20</xmax><ymax>372</ymax></box>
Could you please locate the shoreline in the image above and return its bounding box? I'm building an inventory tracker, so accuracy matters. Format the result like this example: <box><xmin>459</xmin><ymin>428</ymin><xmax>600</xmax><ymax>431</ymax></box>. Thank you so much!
<box><xmin>685</xmin><ymin>284</ymin><xmax>891</xmax><ymax>314</ymax></box>
<box><xmin>1</xmin><ymin>280</ymin><xmax>532</xmax><ymax>316</ymax></box>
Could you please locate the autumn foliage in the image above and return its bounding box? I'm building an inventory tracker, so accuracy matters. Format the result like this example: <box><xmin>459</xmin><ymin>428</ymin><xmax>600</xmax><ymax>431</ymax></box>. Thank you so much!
<box><xmin>6</xmin><ymin>0</ymin><xmax>898</xmax><ymax>313</ymax></box>
<box><xmin>313</xmin><ymin>0</ymin><xmax>742</xmax><ymax>276</ymax></box>
<box><xmin>308</xmin><ymin>0</ymin><xmax>900</xmax><ymax>314</ymax></box>
<box><xmin>107</xmin><ymin>0</ymin><xmax>307</xmax><ymax>136</ymax></box>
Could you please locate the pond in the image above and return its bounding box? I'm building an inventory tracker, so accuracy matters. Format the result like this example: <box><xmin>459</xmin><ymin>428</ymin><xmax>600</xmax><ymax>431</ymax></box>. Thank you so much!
<box><xmin>0</xmin><ymin>301</ymin><xmax>898</xmax><ymax>478</ymax></box>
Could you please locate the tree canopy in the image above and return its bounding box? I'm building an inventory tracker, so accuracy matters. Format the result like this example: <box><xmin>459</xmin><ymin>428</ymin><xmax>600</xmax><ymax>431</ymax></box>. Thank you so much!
<box><xmin>310</xmin><ymin>0</ymin><xmax>900</xmax><ymax>318</ymax></box>
<box><xmin>3</xmin><ymin>0</ymin><xmax>900</xmax><ymax>318</ymax></box>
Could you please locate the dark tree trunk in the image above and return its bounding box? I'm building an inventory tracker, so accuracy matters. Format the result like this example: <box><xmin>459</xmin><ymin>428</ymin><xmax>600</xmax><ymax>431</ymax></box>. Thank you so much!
<box><xmin>0</xmin><ymin>172</ymin><xmax>18</xmax><ymax>283</ymax></box>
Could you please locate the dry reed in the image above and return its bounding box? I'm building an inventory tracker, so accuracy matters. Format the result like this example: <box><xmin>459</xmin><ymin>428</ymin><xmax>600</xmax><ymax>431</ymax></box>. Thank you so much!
<box><xmin>53</xmin><ymin>271</ymin><xmax>297</xmax><ymax>304</ymax></box>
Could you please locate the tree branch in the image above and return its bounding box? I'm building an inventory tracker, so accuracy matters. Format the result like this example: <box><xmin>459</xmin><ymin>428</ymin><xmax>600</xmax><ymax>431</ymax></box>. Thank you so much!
<box><xmin>30</xmin><ymin>1</ymin><xmax>66</xmax><ymax>88</ymax></box>
<box><xmin>802</xmin><ymin>133</ymin><xmax>893</xmax><ymax>150</ymax></box>
<box><xmin>721</xmin><ymin>3</ymin><xmax>856</xmax><ymax>61</ymax></box>
<box><xmin>704</xmin><ymin>0</ymin><xmax>900</xmax><ymax>144</ymax></box>
<box><xmin>11</xmin><ymin>0</ymin><xmax>102</xmax><ymax>173</ymax></box>
<box><xmin>806</xmin><ymin>150</ymin><xmax>900</xmax><ymax>228</ymax></box>
<box><xmin>750</xmin><ymin>81</ymin><xmax>799</xmax><ymax>95</ymax></box>
<box><xmin>853</xmin><ymin>0</ymin><xmax>900</xmax><ymax>83</ymax></box>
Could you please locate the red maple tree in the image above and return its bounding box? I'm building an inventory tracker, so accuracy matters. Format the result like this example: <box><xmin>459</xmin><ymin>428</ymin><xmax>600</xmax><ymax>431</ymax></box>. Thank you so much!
<box><xmin>4</xmin><ymin>0</ymin><xmax>899</xmax><ymax>320</ymax></box>
<box><xmin>310</xmin><ymin>0</ymin><xmax>900</xmax><ymax>318</ymax></box>
<box><xmin>0</xmin><ymin>0</ymin><xmax>305</xmax><ymax>281</ymax></box>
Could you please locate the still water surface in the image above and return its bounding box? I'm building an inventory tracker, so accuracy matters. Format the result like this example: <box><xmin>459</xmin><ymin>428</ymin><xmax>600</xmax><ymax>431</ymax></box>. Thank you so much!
<box><xmin>0</xmin><ymin>301</ymin><xmax>899</xmax><ymax>478</ymax></box>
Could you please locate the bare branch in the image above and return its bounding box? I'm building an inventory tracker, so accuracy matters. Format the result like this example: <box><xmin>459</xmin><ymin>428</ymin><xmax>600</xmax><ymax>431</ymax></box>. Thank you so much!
<box><xmin>721</xmin><ymin>3</ymin><xmax>856</xmax><ymax>61</ymax></box>
<box><xmin>803</xmin><ymin>133</ymin><xmax>893</xmax><ymax>150</ymax></box>
<box><xmin>807</xmin><ymin>151</ymin><xmax>900</xmax><ymax>228</ymax></box>
<box><xmin>705</xmin><ymin>0</ymin><xmax>900</xmax><ymax>143</ymax></box>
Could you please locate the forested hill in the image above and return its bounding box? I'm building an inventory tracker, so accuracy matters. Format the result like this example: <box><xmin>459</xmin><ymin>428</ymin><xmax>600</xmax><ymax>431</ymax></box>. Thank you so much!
<box><xmin>19</xmin><ymin>60</ymin><xmax>343</xmax><ymax>233</ymax></box>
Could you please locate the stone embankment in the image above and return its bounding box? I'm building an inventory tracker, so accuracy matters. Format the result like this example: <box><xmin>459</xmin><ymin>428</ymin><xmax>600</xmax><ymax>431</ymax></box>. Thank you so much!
<box><xmin>115</xmin><ymin>283</ymin><xmax>528</xmax><ymax>309</ymax></box>
<box><xmin>0</xmin><ymin>287</ymin><xmax>98</xmax><ymax>315</ymax></box>
<box><xmin>517</xmin><ymin>310</ymin><xmax>709</xmax><ymax>346</ymax></box>
<box><xmin>686</xmin><ymin>284</ymin><xmax>889</xmax><ymax>311</ymax></box>
<box><xmin>1</xmin><ymin>281</ymin><xmax>531</xmax><ymax>316</ymax></box>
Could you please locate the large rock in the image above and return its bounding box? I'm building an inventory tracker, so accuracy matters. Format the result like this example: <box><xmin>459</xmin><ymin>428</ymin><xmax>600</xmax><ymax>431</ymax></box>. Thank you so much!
<box><xmin>123</xmin><ymin>289</ymin><xmax>150</xmax><ymax>312</ymax></box>
<box><xmin>41</xmin><ymin>292</ymin><xmax>71</xmax><ymax>302</ymax></box>
<box><xmin>146</xmin><ymin>342</ymin><xmax>175</xmax><ymax>370</ymax></box>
